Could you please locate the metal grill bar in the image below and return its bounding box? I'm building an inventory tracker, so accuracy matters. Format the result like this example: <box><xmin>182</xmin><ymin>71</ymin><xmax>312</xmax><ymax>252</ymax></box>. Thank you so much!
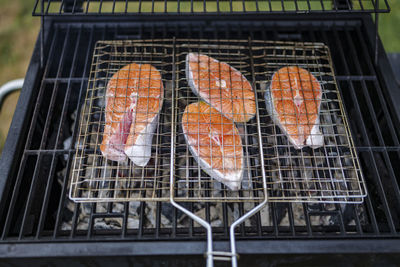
<box><xmin>20</xmin><ymin>27</ymin><xmax>74</xmax><ymax>239</ymax></box>
<box><xmin>330</xmin><ymin>28</ymin><xmax>399</xmax><ymax>233</ymax></box>
<box><xmin>0</xmin><ymin>20</ymin><xmax>399</xmax><ymax>249</ymax></box>
<box><xmin>53</xmin><ymin>25</ymin><xmax>95</xmax><ymax>239</ymax></box>
<box><xmin>32</xmin><ymin>0</ymin><xmax>391</xmax><ymax>16</ymax></box>
<box><xmin>0</xmin><ymin>27</ymin><xmax>61</xmax><ymax>240</ymax></box>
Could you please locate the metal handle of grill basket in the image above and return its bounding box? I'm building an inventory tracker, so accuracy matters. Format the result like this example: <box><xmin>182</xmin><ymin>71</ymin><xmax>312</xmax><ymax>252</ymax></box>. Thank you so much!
<box><xmin>170</xmin><ymin>196</ymin><xmax>268</xmax><ymax>267</ymax></box>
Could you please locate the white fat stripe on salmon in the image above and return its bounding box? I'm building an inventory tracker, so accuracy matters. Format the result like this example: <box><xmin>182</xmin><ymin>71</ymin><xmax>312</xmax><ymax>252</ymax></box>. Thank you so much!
<box><xmin>124</xmin><ymin>112</ymin><xmax>160</xmax><ymax>167</ymax></box>
<box><xmin>124</xmin><ymin>95</ymin><xmax>163</xmax><ymax>166</ymax></box>
<box><xmin>265</xmin><ymin>66</ymin><xmax>323</xmax><ymax>149</ymax></box>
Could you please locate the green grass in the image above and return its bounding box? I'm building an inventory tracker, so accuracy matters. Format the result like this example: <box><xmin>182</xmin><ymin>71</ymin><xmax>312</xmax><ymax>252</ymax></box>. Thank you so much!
<box><xmin>0</xmin><ymin>0</ymin><xmax>39</xmax><ymax>153</ymax></box>
<box><xmin>0</xmin><ymin>0</ymin><xmax>40</xmax><ymax>86</ymax></box>
<box><xmin>379</xmin><ymin>0</ymin><xmax>400</xmax><ymax>52</ymax></box>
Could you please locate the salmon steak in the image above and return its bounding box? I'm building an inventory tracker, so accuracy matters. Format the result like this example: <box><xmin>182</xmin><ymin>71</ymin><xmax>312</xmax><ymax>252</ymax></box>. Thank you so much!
<box><xmin>265</xmin><ymin>66</ymin><xmax>323</xmax><ymax>149</ymax></box>
<box><xmin>186</xmin><ymin>53</ymin><xmax>256</xmax><ymax>123</ymax></box>
<box><xmin>100</xmin><ymin>63</ymin><xmax>164</xmax><ymax>165</ymax></box>
<box><xmin>182</xmin><ymin>101</ymin><xmax>243</xmax><ymax>190</ymax></box>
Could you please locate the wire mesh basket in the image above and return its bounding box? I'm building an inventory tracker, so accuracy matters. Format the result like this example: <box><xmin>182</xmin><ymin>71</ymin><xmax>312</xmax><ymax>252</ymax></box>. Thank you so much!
<box><xmin>70</xmin><ymin>38</ymin><xmax>366</xmax><ymax>204</ymax></box>
<box><xmin>172</xmin><ymin>39</ymin><xmax>267</xmax><ymax>202</ymax></box>
<box><xmin>253</xmin><ymin>42</ymin><xmax>367</xmax><ymax>203</ymax></box>
<box><xmin>169</xmin><ymin>39</ymin><xmax>366</xmax><ymax>204</ymax></box>
<box><xmin>70</xmin><ymin>40</ymin><xmax>174</xmax><ymax>202</ymax></box>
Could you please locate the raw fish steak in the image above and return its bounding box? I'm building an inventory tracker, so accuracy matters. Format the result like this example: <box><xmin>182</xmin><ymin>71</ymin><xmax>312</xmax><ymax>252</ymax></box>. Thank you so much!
<box><xmin>265</xmin><ymin>66</ymin><xmax>323</xmax><ymax>149</ymax></box>
<box><xmin>186</xmin><ymin>53</ymin><xmax>255</xmax><ymax>123</ymax></box>
<box><xmin>182</xmin><ymin>101</ymin><xmax>243</xmax><ymax>190</ymax></box>
<box><xmin>100</xmin><ymin>63</ymin><xmax>164</xmax><ymax>165</ymax></box>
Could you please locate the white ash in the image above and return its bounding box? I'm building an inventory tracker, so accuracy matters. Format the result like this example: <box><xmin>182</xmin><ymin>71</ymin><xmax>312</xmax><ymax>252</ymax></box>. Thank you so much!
<box><xmin>101</xmin><ymin>217</ymin><xmax>123</xmax><ymax>229</ymax></box>
<box><xmin>146</xmin><ymin>202</ymin><xmax>172</xmax><ymax>228</ymax></box>
<box><xmin>77</xmin><ymin>221</ymin><xmax>89</xmax><ymax>230</ymax></box>
<box><xmin>94</xmin><ymin>220</ymin><xmax>120</xmax><ymax>230</ymax></box>
<box><xmin>61</xmin><ymin>222</ymin><xmax>72</xmax><ymax>231</ymax></box>
<box><xmin>259</xmin><ymin>205</ymin><xmax>271</xmax><ymax>226</ymax></box>
<box><xmin>128</xmin><ymin>217</ymin><xmax>139</xmax><ymax>229</ymax></box>
<box><xmin>63</xmin><ymin>136</ymin><xmax>72</xmax><ymax>160</ymax></box>
<box><xmin>211</xmin><ymin>219</ymin><xmax>223</xmax><ymax>227</ymax></box>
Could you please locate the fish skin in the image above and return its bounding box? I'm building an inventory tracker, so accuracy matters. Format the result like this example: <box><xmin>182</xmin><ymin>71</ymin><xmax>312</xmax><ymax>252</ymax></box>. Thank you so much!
<box><xmin>182</xmin><ymin>101</ymin><xmax>243</xmax><ymax>190</ymax></box>
<box><xmin>186</xmin><ymin>53</ymin><xmax>256</xmax><ymax>123</ymax></box>
<box><xmin>100</xmin><ymin>63</ymin><xmax>164</xmax><ymax>165</ymax></box>
<box><xmin>265</xmin><ymin>66</ymin><xmax>323</xmax><ymax>149</ymax></box>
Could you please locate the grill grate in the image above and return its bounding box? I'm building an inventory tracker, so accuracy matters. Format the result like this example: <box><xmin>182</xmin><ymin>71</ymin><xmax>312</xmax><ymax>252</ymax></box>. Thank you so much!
<box><xmin>32</xmin><ymin>0</ymin><xmax>391</xmax><ymax>16</ymax></box>
<box><xmin>70</xmin><ymin>38</ymin><xmax>365</xmax><ymax>203</ymax></box>
<box><xmin>0</xmin><ymin>20</ymin><xmax>399</xmax><ymax>248</ymax></box>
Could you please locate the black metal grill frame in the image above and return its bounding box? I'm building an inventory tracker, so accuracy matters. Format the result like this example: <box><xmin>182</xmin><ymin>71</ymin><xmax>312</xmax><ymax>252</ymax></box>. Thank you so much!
<box><xmin>0</xmin><ymin>14</ymin><xmax>400</xmax><ymax>258</ymax></box>
<box><xmin>32</xmin><ymin>0</ymin><xmax>391</xmax><ymax>16</ymax></box>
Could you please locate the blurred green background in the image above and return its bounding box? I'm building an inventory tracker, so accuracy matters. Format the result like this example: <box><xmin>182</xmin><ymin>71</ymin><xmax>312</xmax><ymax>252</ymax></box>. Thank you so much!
<box><xmin>0</xmin><ymin>0</ymin><xmax>399</xmax><ymax>153</ymax></box>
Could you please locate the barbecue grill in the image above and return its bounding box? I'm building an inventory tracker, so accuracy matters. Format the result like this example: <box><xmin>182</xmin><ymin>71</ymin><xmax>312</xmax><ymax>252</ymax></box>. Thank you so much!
<box><xmin>1</xmin><ymin>0</ymin><xmax>399</xmax><ymax>266</ymax></box>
